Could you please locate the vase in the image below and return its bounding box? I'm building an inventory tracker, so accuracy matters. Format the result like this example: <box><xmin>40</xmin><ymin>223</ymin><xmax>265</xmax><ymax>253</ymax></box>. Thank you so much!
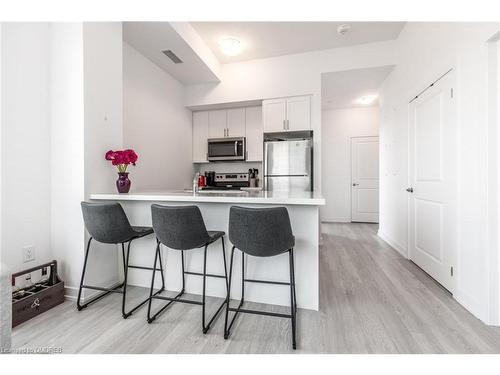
<box><xmin>116</xmin><ymin>172</ymin><xmax>131</xmax><ymax>193</ymax></box>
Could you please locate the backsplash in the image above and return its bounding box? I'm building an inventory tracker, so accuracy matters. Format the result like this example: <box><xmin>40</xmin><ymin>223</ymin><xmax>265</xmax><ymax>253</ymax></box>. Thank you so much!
<box><xmin>196</xmin><ymin>162</ymin><xmax>262</xmax><ymax>175</ymax></box>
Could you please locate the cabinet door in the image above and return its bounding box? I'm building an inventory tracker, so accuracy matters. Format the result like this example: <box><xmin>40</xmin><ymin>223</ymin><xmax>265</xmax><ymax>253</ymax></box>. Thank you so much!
<box><xmin>226</xmin><ymin>108</ymin><xmax>246</xmax><ymax>137</ymax></box>
<box><xmin>208</xmin><ymin>110</ymin><xmax>227</xmax><ymax>138</ymax></box>
<box><xmin>192</xmin><ymin>111</ymin><xmax>208</xmax><ymax>163</ymax></box>
<box><xmin>263</xmin><ymin>98</ymin><xmax>286</xmax><ymax>132</ymax></box>
<box><xmin>245</xmin><ymin>106</ymin><xmax>263</xmax><ymax>161</ymax></box>
<box><xmin>286</xmin><ymin>96</ymin><xmax>311</xmax><ymax>131</ymax></box>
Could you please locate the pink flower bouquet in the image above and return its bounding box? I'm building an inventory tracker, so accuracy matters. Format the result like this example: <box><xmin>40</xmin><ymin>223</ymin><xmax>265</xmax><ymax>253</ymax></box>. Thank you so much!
<box><xmin>105</xmin><ymin>149</ymin><xmax>138</xmax><ymax>173</ymax></box>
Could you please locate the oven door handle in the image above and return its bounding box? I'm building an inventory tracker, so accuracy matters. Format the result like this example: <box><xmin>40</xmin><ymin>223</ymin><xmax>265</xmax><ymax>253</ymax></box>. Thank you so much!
<box><xmin>234</xmin><ymin>141</ymin><xmax>238</xmax><ymax>156</ymax></box>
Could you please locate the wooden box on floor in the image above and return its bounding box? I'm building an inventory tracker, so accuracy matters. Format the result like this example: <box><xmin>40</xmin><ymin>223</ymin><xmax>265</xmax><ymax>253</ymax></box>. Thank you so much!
<box><xmin>11</xmin><ymin>260</ymin><xmax>65</xmax><ymax>327</ymax></box>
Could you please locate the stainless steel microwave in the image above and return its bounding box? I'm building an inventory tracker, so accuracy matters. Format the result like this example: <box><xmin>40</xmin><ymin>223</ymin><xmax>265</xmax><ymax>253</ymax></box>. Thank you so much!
<box><xmin>207</xmin><ymin>137</ymin><xmax>246</xmax><ymax>162</ymax></box>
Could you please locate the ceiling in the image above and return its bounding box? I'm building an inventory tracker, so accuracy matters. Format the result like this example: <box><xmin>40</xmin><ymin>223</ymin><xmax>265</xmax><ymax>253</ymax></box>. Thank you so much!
<box><xmin>321</xmin><ymin>65</ymin><xmax>395</xmax><ymax>110</ymax></box>
<box><xmin>123</xmin><ymin>22</ymin><xmax>220</xmax><ymax>85</ymax></box>
<box><xmin>191</xmin><ymin>22</ymin><xmax>405</xmax><ymax>63</ymax></box>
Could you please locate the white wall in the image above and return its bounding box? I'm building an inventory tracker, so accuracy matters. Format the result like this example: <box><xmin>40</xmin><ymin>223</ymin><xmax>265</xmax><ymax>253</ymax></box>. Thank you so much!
<box><xmin>185</xmin><ymin>40</ymin><xmax>398</xmax><ymax>194</ymax></box>
<box><xmin>321</xmin><ymin>106</ymin><xmax>379</xmax><ymax>222</ymax></box>
<box><xmin>82</xmin><ymin>22</ymin><xmax>124</xmax><ymax>290</ymax></box>
<box><xmin>123</xmin><ymin>42</ymin><xmax>193</xmax><ymax>191</ymax></box>
<box><xmin>379</xmin><ymin>22</ymin><xmax>500</xmax><ymax>324</ymax></box>
<box><xmin>50</xmin><ymin>23</ymin><xmax>86</xmax><ymax>295</ymax></box>
<box><xmin>1</xmin><ymin>23</ymin><xmax>52</xmax><ymax>273</ymax></box>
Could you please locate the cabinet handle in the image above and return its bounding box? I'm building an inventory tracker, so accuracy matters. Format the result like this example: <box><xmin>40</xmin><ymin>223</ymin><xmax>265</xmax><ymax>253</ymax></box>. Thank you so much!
<box><xmin>283</xmin><ymin>120</ymin><xmax>286</xmax><ymax>130</ymax></box>
<box><xmin>287</xmin><ymin>119</ymin><xmax>290</xmax><ymax>130</ymax></box>
<box><xmin>227</xmin><ymin>128</ymin><xmax>229</xmax><ymax>137</ymax></box>
<box><xmin>224</xmin><ymin>128</ymin><xmax>227</xmax><ymax>137</ymax></box>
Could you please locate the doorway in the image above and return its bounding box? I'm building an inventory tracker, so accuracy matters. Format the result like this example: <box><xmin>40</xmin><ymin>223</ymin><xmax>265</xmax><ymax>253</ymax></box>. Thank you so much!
<box><xmin>407</xmin><ymin>70</ymin><xmax>457</xmax><ymax>293</ymax></box>
<box><xmin>351</xmin><ymin>136</ymin><xmax>380</xmax><ymax>223</ymax></box>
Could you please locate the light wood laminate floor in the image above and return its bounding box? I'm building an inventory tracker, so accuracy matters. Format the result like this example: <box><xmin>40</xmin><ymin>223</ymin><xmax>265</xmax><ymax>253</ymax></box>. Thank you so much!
<box><xmin>12</xmin><ymin>223</ymin><xmax>500</xmax><ymax>353</ymax></box>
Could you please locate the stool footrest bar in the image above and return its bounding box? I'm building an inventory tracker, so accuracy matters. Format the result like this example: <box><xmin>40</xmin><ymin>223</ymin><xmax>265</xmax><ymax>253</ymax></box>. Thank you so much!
<box><xmin>152</xmin><ymin>294</ymin><xmax>203</xmax><ymax>306</ymax></box>
<box><xmin>128</xmin><ymin>265</ymin><xmax>162</xmax><ymax>271</ymax></box>
<box><xmin>184</xmin><ymin>271</ymin><xmax>227</xmax><ymax>279</ymax></box>
<box><xmin>243</xmin><ymin>278</ymin><xmax>291</xmax><ymax>286</ymax></box>
<box><xmin>228</xmin><ymin>307</ymin><xmax>292</xmax><ymax>319</ymax></box>
<box><xmin>81</xmin><ymin>285</ymin><xmax>124</xmax><ymax>294</ymax></box>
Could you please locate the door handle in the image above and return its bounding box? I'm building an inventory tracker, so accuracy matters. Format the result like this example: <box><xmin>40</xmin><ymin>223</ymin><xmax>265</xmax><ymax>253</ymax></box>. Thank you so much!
<box><xmin>352</xmin><ymin>183</ymin><xmax>359</xmax><ymax>186</ymax></box>
<box><xmin>406</xmin><ymin>187</ymin><xmax>414</xmax><ymax>193</ymax></box>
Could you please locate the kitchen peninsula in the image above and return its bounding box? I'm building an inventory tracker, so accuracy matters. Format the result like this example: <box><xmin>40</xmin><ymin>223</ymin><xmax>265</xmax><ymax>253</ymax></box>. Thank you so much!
<box><xmin>90</xmin><ymin>190</ymin><xmax>325</xmax><ymax>310</ymax></box>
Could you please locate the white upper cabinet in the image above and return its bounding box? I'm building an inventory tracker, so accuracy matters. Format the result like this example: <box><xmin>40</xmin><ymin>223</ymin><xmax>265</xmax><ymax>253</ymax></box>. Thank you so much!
<box><xmin>245</xmin><ymin>106</ymin><xmax>263</xmax><ymax>162</ymax></box>
<box><xmin>226</xmin><ymin>108</ymin><xmax>246</xmax><ymax>138</ymax></box>
<box><xmin>263</xmin><ymin>95</ymin><xmax>311</xmax><ymax>132</ymax></box>
<box><xmin>192</xmin><ymin>111</ymin><xmax>209</xmax><ymax>163</ymax></box>
<box><xmin>263</xmin><ymin>98</ymin><xmax>287</xmax><ymax>132</ymax></box>
<box><xmin>208</xmin><ymin>110</ymin><xmax>227</xmax><ymax>138</ymax></box>
<box><xmin>286</xmin><ymin>96</ymin><xmax>311</xmax><ymax>131</ymax></box>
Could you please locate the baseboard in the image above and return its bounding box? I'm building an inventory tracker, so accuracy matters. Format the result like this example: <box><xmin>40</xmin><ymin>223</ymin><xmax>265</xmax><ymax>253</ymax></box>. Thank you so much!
<box><xmin>377</xmin><ymin>230</ymin><xmax>407</xmax><ymax>258</ymax></box>
<box><xmin>321</xmin><ymin>218</ymin><xmax>351</xmax><ymax>223</ymax></box>
<box><xmin>64</xmin><ymin>281</ymin><xmax>122</xmax><ymax>302</ymax></box>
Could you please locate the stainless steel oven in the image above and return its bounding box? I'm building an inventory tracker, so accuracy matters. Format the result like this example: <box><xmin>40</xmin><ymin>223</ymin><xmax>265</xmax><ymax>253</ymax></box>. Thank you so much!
<box><xmin>207</xmin><ymin>137</ymin><xmax>246</xmax><ymax>162</ymax></box>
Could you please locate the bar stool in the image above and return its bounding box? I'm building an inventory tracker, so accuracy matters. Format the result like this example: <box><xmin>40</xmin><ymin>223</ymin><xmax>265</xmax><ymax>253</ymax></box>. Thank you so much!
<box><xmin>78</xmin><ymin>202</ymin><xmax>165</xmax><ymax>318</ymax></box>
<box><xmin>224</xmin><ymin>206</ymin><xmax>298</xmax><ymax>349</ymax></box>
<box><xmin>147</xmin><ymin>204</ymin><xmax>228</xmax><ymax>334</ymax></box>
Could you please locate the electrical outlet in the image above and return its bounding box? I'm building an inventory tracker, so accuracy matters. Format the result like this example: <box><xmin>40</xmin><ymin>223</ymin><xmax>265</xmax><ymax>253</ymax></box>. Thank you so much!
<box><xmin>23</xmin><ymin>245</ymin><xmax>35</xmax><ymax>263</ymax></box>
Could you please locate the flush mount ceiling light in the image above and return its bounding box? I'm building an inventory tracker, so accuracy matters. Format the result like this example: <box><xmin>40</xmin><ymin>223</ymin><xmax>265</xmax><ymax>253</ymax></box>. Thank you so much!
<box><xmin>218</xmin><ymin>37</ymin><xmax>243</xmax><ymax>56</ymax></box>
<box><xmin>356</xmin><ymin>94</ymin><xmax>379</xmax><ymax>105</ymax></box>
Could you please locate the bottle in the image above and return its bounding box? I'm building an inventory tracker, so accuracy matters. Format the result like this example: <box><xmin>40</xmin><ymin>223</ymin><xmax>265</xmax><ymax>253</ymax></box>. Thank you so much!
<box><xmin>193</xmin><ymin>172</ymin><xmax>200</xmax><ymax>193</ymax></box>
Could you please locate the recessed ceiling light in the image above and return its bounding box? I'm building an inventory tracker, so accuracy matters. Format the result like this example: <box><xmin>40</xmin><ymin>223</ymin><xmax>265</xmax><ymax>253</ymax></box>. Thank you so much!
<box><xmin>218</xmin><ymin>37</ymin><xmax>243</xmax><ymax>56</ymax></box>
<box><xmin>356</xmin><ymin>95</ymin><xmax>378</xmax><ymax>105</ymax></box>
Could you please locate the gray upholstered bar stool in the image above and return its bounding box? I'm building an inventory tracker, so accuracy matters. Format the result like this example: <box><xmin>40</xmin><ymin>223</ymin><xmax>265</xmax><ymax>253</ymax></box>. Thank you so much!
<box><xmin>224</xmin><ymin>206</ymin><xmax>297</xmax><ymax>349</ymax></box>
<box><xmin>79</xmin><ymin>202</ymin><xmax>165</xmax><ymax>318</ymax></box>
<box><xmin>147</xmin><ymin>204</ymin><xmax>228</xmax><ymax>334</ymax></box>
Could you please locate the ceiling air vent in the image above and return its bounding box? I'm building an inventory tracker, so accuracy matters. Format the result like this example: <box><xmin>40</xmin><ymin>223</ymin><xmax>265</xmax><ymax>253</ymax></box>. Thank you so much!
<box><xmin>162</xmin><ymin>50</ymin><xmax>183</xmax><ymax>64</ymax></box>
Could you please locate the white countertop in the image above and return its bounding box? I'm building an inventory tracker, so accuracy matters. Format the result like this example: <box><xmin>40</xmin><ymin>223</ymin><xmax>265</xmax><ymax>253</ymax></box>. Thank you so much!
<box><xmin>90</xmin><ymin>189</ymin><xmax>325</xmax><ymax>206</ymax></box>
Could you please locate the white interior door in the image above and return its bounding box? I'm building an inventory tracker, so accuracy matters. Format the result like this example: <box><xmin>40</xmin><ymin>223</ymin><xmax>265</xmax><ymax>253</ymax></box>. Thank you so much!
<box><xmin>408</xmin><ymin>71</ymin><xmax>456</xmax><ymax>293</ymax></box>
<box><xmin>351</xmin><ymin>136</ymin><xmax>379</xmax><ymax>223</ymax></box>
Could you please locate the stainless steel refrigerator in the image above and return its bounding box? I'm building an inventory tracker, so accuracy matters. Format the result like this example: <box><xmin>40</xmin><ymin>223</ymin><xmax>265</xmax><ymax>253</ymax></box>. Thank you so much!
<box><xmin>263</xmin><ymin>131</ymin><xmax>313</xmax><ymax>192</ymax></box>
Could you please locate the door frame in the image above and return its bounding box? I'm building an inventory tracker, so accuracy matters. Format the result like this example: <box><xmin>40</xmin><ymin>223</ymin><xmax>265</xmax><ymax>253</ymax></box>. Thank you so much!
<box><xmin>406</xmin><ymin>68</ymin><xmax>458</xmax><ymax>294</ymax></box>
<box><xmin>350</xmin><ymin>135</ymin><xmax>380</xmax><ymax>223</ymax></box>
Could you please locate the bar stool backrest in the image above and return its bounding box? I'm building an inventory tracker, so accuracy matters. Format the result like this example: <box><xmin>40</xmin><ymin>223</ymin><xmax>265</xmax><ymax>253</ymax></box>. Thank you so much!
<box><xmin>229</xmin><ymin>206</ymin><xmax>295</xmax><ymax>257</ymax></box>
<box><xmin>81</xmin><ymin>202</ymin><xmax>135</xmax><ymax>244</ymax></box>
<box><xmin>151</xmin><ymin>204</ymin><xmax>211</xmax><ymax>250</ymax></box>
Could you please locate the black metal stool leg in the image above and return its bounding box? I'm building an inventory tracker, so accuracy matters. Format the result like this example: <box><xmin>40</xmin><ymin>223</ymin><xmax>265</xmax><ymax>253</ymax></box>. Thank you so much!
<box><xmin>122</xmin><ymin>239</ymin><xmax>163</xmax><ymax>319</ymax></box>
<box><xmin>201</xmin><ymin>236</ymin><xmax>228</xmax><ymax>334</ymax></box>
<box><xmin>202</xmin><ymin>244</ymin><xmax>208</xmax><ymax>333</ymax></box>
<box><xmin>121</xmin><ymin>240</ymin><xmax>132</xmax><ymax>318</ymax></box>
<box><xmin>148</xmin><ymin>245</ymin><xmax>186</xmax><ymax>323</ymax></box>
<box><xmin>224</xmin><ymin>245</ymin><xmax>236</xmax><ymax>339</ymax></box>
<box><xmin>147</xmin><ymin>242</ymin><xmax>160</xmax><ymax>323</ymax></box>
<box><xmin>289</xmin><ymin>249</ymin><xmax>297</xmax><ymax>350</ymax></box>
<box><xmin>77</xmin><ymin>237</ymin><xmax>93</xmax><ymax>310</ymax></box>
<box><xmin>224</xmin><ymin>247</ymin><xmax>245</xmax><ymax>339</ymax></box>
<box><xmin>157</xmin><ymin>241</ymin><xmax>166</xmax><ymax>292</ymax></box>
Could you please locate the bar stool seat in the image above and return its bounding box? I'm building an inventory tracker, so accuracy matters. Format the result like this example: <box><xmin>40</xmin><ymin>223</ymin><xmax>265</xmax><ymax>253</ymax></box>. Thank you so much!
<box><xmin>224</xmin><ymin>205</ymin><xmax>298</xmax><ymax>349</ymax></box>
<box><xmin>78</xmin><ymin>202</ymin><xmax>164</xmax><ymax>319</ymax></box>
<box><xmin>147</xmin><ymin>205</ymin><xmax>228</xmax><ymax>334</ymax></box>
